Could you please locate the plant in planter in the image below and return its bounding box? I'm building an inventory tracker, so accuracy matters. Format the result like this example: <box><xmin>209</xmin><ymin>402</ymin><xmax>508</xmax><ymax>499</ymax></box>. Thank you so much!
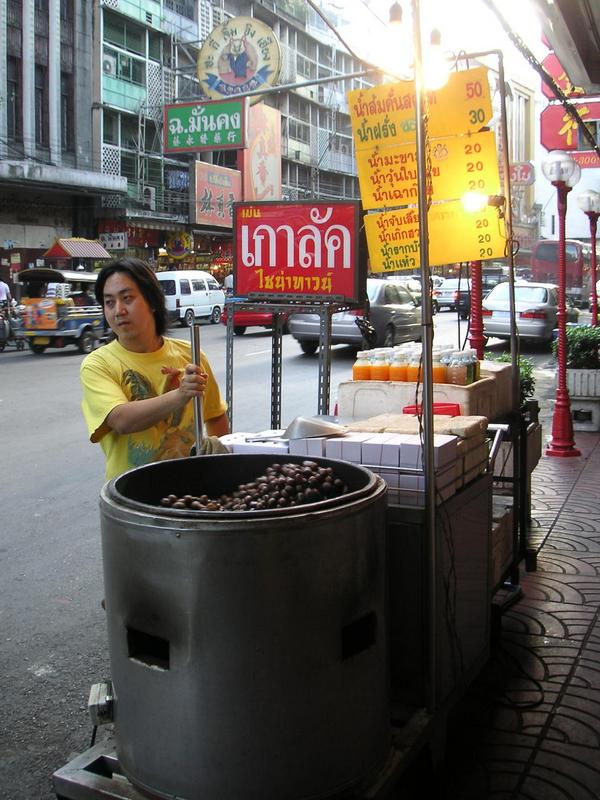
<box><xmin>552</xmin><ymin>324</ymin><xmax>600</xmax><ymax>369</ymax></box>
<box><xmin>492</xmin><ymin>353</ymin><xmax>536</xmax><ymax>410</ymax></box>
<box><xmin>553</xmin><ymin>325</ymin><xmax>600</xmax><ymax>397</ymax></box>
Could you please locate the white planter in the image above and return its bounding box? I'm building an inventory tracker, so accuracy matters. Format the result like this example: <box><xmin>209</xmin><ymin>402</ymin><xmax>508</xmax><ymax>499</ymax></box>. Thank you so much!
<box><xmin>566</xmin><ymin>369</ymin><xmax>600</xmax><ymax>398</ymax></box>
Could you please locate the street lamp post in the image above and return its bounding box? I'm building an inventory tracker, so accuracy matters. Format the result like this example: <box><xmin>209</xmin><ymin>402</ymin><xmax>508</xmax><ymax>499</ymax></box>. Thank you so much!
<box><xmin>577</xmin><ymin>189</ymin><xmax>600</xmax><ymax>327</ymax></box>
<box><xmin>542</xmin><ymin>151</ymin><xmax>581</xmax><ymax>458</ymax></box>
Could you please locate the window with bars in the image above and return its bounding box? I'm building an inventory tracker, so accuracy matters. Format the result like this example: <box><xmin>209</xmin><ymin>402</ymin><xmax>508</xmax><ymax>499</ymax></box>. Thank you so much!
<box><xmin>579</xmin><ymin>120</ymin><xmax>600</xmax><ymax>151</ymax></box>
<box><xmin>35</xmin><ymin>64</ymin><xmax>49</xmax><ymax>147</ymax></box>
<box><xmin>104</xmin><ymin>11</ymin><xmax>145</xmax><ymax>56</ymax></box>
<box><xmin>164</xmin><ymin>0</ymin><xmax>195</xmax><ymax>21</ymax></box>
<box><xmin>7</xmin><ymin>56</ymin><xmax>22</xmax><ymax>141</ymax></box>
<box><xmin>289</xmin><ymin>118</ymin><xmax>310</xmax><ymax>144</ymax></box>
<box><xmin>60</xmin><ymin>72</ymin><xmax>74</xmax><ymax>151</ymax></box>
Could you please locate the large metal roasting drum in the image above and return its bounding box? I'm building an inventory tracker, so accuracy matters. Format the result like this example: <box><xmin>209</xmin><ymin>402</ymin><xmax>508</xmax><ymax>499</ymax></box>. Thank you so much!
<box><xmin>100</xmin><ymin>454</ymin><xmax>390</xmax><ymax>800</ymax></box>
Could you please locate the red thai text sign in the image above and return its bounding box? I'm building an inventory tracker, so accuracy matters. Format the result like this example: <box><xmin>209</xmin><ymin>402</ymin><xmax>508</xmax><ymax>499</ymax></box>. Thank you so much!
<box><xmin>233</xmin><ymin>201</ymin><xmax>361</xmax><ymax>302</ymax></box>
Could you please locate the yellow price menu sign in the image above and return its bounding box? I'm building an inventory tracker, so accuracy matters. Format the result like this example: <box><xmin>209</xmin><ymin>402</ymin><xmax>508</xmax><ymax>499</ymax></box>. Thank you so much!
<box><xmin>356</xmin><ymin>129</ymin><xmax>500</xmax><ymax>210</ymax></box>
<box><xmin>364</xmin><ymin>200</ymin><xmax>506</xmax><ymax>272</ymax></box>
<box><xmin>348</xmin><ymin>67</ymin><xmax>492</xmax><ymax>150</ymax></box>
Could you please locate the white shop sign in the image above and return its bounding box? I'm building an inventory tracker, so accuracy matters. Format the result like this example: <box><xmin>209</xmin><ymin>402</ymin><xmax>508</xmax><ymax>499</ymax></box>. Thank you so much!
<box><xmin>99</xmin><ymin>232</ymin><xmax>127</xmax><ymax>250</ymax></box>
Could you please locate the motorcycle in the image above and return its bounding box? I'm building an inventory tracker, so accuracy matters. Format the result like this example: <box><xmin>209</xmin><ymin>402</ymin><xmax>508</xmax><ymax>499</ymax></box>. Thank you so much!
<box><xmin>0</xmin><ymin>302</ymin><xmax>26</xmax><ymax>352</ymax></box>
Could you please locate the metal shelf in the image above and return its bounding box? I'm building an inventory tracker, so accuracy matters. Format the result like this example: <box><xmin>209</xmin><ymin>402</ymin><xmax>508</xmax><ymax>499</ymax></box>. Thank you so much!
<box><xmin>224</xmin><ymin>297</ymin><xmax>354</xmax><ymax>429</ymax></box>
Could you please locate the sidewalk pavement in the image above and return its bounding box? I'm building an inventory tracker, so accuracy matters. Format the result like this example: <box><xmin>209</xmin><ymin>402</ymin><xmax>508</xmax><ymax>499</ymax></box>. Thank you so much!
<box><xmin>392</xmin><ymin>365</ymin><xmax>600</xmax><ymax>798</ymax></box>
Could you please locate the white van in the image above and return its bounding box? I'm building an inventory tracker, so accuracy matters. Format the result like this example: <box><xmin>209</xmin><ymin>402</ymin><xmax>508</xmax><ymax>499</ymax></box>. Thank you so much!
<box><xmin>157</xmin><ymin>270</ymin><xmax>225</xmax><ymax>327</ymax></box>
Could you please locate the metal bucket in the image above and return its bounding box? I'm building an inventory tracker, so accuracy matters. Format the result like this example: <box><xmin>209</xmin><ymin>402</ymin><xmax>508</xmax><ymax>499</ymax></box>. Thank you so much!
<box><xmin>100</xmin><ymin>454</ymin><xmax>389</xmax><ymax>800</ymax></box>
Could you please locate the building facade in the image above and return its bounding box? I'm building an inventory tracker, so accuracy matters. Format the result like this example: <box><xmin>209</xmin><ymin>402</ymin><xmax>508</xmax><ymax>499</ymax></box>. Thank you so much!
<box><xmin>0</xmin><ymin>0</ymin><xmax>126</xmax><ymax>283</ymax></box>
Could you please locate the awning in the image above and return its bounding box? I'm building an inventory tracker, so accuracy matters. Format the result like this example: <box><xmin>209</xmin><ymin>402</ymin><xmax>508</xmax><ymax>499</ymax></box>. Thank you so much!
<box><xmin>43</xmin><ymin>238</ymin><xmax>112</xmax><ymax>260</ymax></box>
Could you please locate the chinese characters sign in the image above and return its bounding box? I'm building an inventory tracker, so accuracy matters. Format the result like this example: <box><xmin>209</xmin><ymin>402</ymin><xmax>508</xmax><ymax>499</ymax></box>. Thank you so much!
<box><xmin>197</xmin><ymin>16</ymin><xmax>281</xmax><ymax>103</ymax></box>
<box><xmin>348</xmin><ymin>67</ymin><xmax>492</xmax><ymax>149</ymax></box>
<box><xmin>163</xmin><ymin>99</ymin><xmax>247</xmax><ymax>154</ymax></box>
<box><xmin>364</xmin><ymin>201</ymin><xmax>506</xmax><ymax>272</ymax></box>
<box><xmin>540</xmin><ymin>101</ymin><xmax>600</xmax><ymax>168</ymax></box>
<box><xmin>233</xmin><ymin>201</ymin><xmax>362</xmax><ymax>303</ymax></box>
<box><xmin>356</xmin><ymin>130</ymin><xmax>500</xmax><ymax>209</ymax></box>
<box><xmin>190</xmin><ymin>163</ymin><xmax>242</xmax><ymax>228</ymax></box>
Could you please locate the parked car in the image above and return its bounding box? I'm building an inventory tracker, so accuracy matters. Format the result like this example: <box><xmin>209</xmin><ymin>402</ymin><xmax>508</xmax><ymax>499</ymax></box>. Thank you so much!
<box><xmin>221</xmin><ymin>307</ymin><xmax>289</xmax><ymax>336</ymax></box>
<box><xmin>288</xmin><ymin>278</ymin><xmax>421</xmax><ymax>354</ymax></box>
<box><xmin>434</xmin><ymin>277</ymin><xmax>471</xmax><ymax>318</ymax></box>
<box><xmin>157</xmin><ymin>270</ymin><xmax>225</xmax><ymax>327</ymax></box>
<box><xmin>482</xmin><ymin>281</ymin><xmax>579</xmax><ymax>343</ymax></box>
<box><xmin>386</xmin><ymin>275</ymin><xmax>442</xmax><ymax>312</ymax></box>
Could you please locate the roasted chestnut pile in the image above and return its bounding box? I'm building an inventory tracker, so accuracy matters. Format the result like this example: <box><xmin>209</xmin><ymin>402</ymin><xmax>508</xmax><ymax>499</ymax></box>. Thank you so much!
<box><xmin>159</xmin><ymin>460</ymin><xmax>349</xmax><ymax>512</ymax></box>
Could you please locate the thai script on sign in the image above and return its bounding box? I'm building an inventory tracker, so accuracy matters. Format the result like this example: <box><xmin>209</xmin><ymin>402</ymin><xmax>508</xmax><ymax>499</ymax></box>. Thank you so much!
<box><xmin>164</xmin><ymin>99</ymin><xmax>246</xmax><ymax>153</ymax></box>
<box><xmin>240</xmin><ymin>207</ymin><xmax>351</xmax><ymax>270</ymax></box>
<box><xmin>234</xmin><ymin>201</ymin><xmax>360</xmax><ymax>302</ymax></box>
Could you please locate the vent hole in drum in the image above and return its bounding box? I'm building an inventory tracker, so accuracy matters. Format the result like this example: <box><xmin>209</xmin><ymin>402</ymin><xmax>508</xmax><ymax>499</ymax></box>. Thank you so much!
<box><xmin>127</xmin><ymin>628</ymin><xmax>170</xmax><ymax>670</ymax></box>
<box><xmin>342</xmin><ymin>611</ymin><xmax>377</xmax><ymax>659</ymax></box>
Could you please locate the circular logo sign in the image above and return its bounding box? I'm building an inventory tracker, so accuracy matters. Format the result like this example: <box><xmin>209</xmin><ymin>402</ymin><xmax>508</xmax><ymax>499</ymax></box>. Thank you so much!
<box><xmin>197</xmin><ymin>17</ymin><xmax>281</xmax><ymax>104</ymax></box>
<box><xmin>166</xmin><ymin>231</ymin><xmax>192</xmax><ymax>259</ymax></box>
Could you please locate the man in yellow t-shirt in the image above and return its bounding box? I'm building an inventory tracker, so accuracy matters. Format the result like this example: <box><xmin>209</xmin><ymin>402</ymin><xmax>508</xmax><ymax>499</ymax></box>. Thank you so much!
<box><xmin>80</xmin><ymin>258</ymin><xmax>229</xmax><ymax>480</ymax></box>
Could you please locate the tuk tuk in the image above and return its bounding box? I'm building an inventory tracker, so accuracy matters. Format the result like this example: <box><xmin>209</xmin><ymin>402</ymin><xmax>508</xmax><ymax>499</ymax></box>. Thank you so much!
<box><xmin>17</xmin><ymin>268</ymin><xmax>109</xmax><ymax>354</ymax></box>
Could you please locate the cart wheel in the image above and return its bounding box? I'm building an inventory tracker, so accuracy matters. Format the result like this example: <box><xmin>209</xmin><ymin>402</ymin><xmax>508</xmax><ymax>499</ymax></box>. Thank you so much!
<box><xmin>29</xmin><ymin>343</ymin><xmax>46</xmax><ymax>354</ymax></box>
<box><xmin>17</xmin><ymin>339</ymin><xmax>25</xmax><ymax>351</ymax></box>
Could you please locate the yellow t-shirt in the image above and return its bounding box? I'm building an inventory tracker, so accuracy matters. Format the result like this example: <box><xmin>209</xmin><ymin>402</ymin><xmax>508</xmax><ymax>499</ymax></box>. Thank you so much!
<box><xmin>80</xmin><ymin>337</ymin><xmax>227</xmax><ymax>480</ymax></box>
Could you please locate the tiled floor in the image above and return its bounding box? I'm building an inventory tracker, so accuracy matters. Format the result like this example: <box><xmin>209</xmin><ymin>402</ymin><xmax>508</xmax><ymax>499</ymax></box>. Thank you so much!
<box><xmin>406</xmin><ymin>432</ymin><xmax>600</xmax><ymax>799</ymax></box>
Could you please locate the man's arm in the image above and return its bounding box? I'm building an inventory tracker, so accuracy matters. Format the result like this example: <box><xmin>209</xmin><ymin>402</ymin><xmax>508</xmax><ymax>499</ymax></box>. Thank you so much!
<box><xmin>106</xmin><ymin>366</ymin><xmax>207</xmax><ymax>435</ymax></box>
<box><xmin>206</xmin><ymin>412</ymin><xmax>229</xmax><ymax>437</ymax></box>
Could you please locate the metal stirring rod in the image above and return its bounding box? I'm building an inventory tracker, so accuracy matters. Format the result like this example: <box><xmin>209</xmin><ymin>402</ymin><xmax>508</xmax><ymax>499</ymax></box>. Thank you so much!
<box><xmin>190</xmin><ymin>322</ymin><xmax>204</xmax><ymax>455</ymax></box>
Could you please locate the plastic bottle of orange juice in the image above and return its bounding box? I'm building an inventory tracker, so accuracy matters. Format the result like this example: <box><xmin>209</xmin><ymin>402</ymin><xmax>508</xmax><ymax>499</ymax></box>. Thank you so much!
<box><xmin>352</xmin><ymin>351</ymin><xmax>371</xmax><ymax>381</ymax></box>
<box><xmin>406</xmin><ymin>349</ymin><xmax>422</xmax><ymax>382</ymax></box>
<box><xmin>432</xmin><ymin>349</ymin><xmax>447</xmax><ymax>383</ymax></box>
<box><xmin>370</xmin><ymin>351</ymin><xmax>390</xmax><ymax>381</ymax></box>
<box><xmin>389</xmin><ymin>350</ymin><xmax>408</xmax><ymax>382</ymax></box>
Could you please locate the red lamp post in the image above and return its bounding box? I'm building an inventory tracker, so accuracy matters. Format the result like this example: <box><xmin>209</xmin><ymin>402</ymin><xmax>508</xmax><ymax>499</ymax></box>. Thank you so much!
<box><xmin>577</xmin><ymin>189</ymin><xmax>600</xmax><ymax>327</ymax></box>
<box><xmin>542</xmin><ymin>150</ymin><xmax>581</xmax><ymax>458</ymax></box>
<box><xmin>468</xmin><ymin>259</ymin><xmax>487</xmax><ymax>359</ymax></box>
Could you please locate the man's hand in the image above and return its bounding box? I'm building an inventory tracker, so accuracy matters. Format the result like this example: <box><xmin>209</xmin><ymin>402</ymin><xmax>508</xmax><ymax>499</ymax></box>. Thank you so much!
<box><xmin>179</xmin><ymin>364</ymin><xmax>208</xmax><ymax>399</ymax></box>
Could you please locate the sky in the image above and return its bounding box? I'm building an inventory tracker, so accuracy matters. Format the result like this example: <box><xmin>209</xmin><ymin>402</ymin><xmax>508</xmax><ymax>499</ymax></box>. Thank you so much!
<box><xmin>328</xmin><ymin>0</ymin><xmax>545</xmax><ymax>85</ymax></box>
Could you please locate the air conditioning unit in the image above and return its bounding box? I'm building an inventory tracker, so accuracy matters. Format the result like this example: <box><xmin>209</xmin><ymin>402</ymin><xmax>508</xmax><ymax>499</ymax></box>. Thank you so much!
<box><xmin>102</xmin><ymin>54</ymin><xmax>117</xmax><ymax>76</ymax></box>
<box><xmin>142</xmin><ymin>185</ymin><xmax>156</xmax><ymax>210</ymax></box>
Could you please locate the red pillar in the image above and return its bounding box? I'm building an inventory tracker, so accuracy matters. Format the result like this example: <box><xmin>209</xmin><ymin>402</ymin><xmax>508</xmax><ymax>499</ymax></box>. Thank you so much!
<box><xmin>588</xmin><ymin>213</ymin><xmax>599</xmax><ymax>328</ymax></box>
<box><xmin>546</xmin><ymin>181</ymin><xmax>580</xmax><ymax>458</ymax></box>
<box><xmin>468</xmin><ymin>259</ymin><xmax>486</xmax><ymax>359</ymax></box>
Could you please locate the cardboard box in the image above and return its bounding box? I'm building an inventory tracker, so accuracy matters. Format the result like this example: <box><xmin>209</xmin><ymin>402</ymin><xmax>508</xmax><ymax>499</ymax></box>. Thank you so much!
<box><xmin>337</xmin><ymin>377</ymin><xmax>500</xmax><ymax>421</ymax></box>
<box><xmin>306</xmin><ymin>437</ymin><xmax>328</xmax><ymax>457</ymax></box>
<box><xmin>289</xmin><ymin>438</ymin><xmax>309</xmax><ymax>456</ymax></box>
<box><xmin>219</xmin><ymin>433</ymin><xmax>289</xmax><ymax>455</ymax></box>
<box><xmin>361</xmin><ymin>434</ymin><xmax>396</xmax><ymax>469</ymax></box>
<box><xmin>341</xmin><ymin>432</ymin><xmax>374</xmax><ymax>464</ymax></box>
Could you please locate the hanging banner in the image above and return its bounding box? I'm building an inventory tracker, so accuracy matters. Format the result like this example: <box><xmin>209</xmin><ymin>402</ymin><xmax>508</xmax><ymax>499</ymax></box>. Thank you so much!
<box><xmin>348</xmin><ymin>67</ymin><xmax>493</xmax><ymax>150</ymax></box>
<box><xmin>197</xmin><ymin>17</ymin><xmax>281</xmax><ymax>103</ymax></box>
<box><xmin>163</xmin><ymin>98</ymin><xmax>248</xmax><ymax>153</ymax></box>
<box><xmin>356</xmin><ymin>129</ymin><xmax>500</xmax><ymax>209</ymax></box>
<box><xmin>238</xmin><ymin>103</ymin><xmax>282</xmax><ymax>201</ymax></box>
<box><xmin>364</xmin><ymin>201</ymin><xmax>506</xmax><ymax>272</ymax></box>
<box><xmin>233</xmin><ymin>201</ymin><xmax>362</xmax><ymax>303</ymax></box>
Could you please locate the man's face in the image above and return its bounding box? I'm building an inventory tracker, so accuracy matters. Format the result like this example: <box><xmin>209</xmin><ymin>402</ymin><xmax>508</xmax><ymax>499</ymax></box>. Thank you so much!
<box><xmin>103</xmin><ymin>272</ymin><xmax>157</xmax><ymax>351</ymax></box>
